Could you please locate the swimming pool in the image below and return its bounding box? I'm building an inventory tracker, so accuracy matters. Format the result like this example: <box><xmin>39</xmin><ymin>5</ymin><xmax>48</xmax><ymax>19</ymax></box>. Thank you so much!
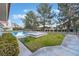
<box><xmin>0</xmin><ymin>31</ymin><xmax>47</xmax><ymax>38</ymax></box>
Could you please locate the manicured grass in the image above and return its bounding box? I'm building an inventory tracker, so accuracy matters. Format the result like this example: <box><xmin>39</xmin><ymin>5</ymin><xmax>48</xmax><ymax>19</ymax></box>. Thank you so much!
<box><xmin>23</xmin><ymin>32</ymin><xmax>65</xmax><ymax>52</ymax></box>
<box><xmin>0</xmin><ymin>33</ymin><xmax>19</xmax><ymax>56</ymax></box>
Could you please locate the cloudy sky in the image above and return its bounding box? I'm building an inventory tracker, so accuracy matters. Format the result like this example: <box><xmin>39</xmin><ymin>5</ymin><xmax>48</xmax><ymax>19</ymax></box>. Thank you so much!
<box><xmin>9</xmin><ymin>3</ymin><xmax>59</xmax><ymax>27</ymax></box>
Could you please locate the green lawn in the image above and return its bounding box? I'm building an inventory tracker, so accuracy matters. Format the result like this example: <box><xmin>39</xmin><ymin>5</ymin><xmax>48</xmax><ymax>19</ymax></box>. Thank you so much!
<box><xmin>0</xmin><ymin>33</ymin><xmax>19</xmax><ymax>56</ymax></box>
<box><xmin>23</xmin><ymin>32</ymin><xmax>65</xmax><ymax>52</ymax></box>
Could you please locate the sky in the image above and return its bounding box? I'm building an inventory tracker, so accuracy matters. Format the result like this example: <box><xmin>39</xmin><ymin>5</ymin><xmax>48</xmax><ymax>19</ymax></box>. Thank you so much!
<box><xmin>9</xmin><ymin>3</ymin><xmax>59</xmax><ymax>27</ymax></box>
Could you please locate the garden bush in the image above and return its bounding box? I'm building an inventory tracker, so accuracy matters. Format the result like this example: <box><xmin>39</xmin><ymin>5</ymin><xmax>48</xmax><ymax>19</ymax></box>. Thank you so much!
<box><xmin>0</xmin><ymin>33</ymin><xmax>19</xmax><ymax>56</ymax></box>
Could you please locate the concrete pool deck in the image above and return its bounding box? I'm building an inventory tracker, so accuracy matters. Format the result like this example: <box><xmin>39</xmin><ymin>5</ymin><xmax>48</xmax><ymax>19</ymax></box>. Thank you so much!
<box><xmin>17</xmin><ymin>38</ymin><xmax>32</xmax><ymax>56</ymax></box>
<box><xmin>17</xmin><ymin>34</ymin><xmax>79</xmax><ymax>56</ymax></box>
<box><xmin>31</xmin><ymin>34</ymin><xmax>79</xmax><ymax>56</ymax></box>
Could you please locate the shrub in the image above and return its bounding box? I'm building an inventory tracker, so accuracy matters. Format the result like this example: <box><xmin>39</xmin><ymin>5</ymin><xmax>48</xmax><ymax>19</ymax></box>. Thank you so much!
<box><xmin>0</xmin><ymin>33</ymin><xmax>19</xmax><ymax>56</ymax></box>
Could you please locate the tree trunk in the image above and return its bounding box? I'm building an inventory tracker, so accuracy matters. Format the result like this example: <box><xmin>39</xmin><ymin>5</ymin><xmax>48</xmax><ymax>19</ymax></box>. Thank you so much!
<box><xmin>67</xmin><ymin>19</ymin><xmax>71</xmax><ymax>32</ymax></box>
<box><xmin>43</xmin><ymin>17</ymin><xmax>46</xmax><ymax>31</ymax></box>
<box><xmin>73</xmin><ymin>21</ymin><xmax>77</xmax><ymax>35</ymax></box>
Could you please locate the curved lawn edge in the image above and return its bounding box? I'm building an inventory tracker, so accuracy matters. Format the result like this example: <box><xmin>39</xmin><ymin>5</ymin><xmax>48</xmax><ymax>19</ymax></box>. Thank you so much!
<box><xmin>23</xmin><ymin>32</ymin><xmax>65</xmax><ymax>52</ymax></box>
<box><xmin>17</xmin><ymin>38</ymin><xmax>32</xmax><ymax>56</ymax></box>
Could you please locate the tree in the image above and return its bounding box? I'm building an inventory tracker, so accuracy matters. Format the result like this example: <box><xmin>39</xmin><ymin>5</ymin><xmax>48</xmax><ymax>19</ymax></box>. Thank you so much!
<box><xmin>58</xmin><ymin>3</ymin><xmax>79</xmax><ymax>33</ymax></box>
<box><xmin>70</xmin><ymin>4</ymin><xmax>79</xmax><ymax>33</ymax></box>
<box><xmin>37</xmin><ymin>3</ymin><xmax>53</xmax><ymax>31</ymax></box>
<box><xmin>24</xmin><ymin>11</ymin><xmax>39</xmax><ymax>30</ymax></box>
<box><xmin>58</xmin><ymin>4</ymin><xmax>72</xmax><ymax>32</ymax></box>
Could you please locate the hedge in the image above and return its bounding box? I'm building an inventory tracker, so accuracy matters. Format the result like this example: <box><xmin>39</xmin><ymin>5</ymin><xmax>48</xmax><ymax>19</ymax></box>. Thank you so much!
<box><xmin>0</xmin><ymin>33</ymin><xmax>19</xmax><ymax>56</ymax></box>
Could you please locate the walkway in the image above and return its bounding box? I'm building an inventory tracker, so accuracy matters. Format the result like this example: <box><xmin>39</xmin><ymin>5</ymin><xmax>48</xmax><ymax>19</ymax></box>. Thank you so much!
<box><xmin>32</xmin><ymin>34</ymin><xmax>79</xmax><ymax>56</ymax></box>
<box><xmin>17</xmin><ymin>38</ymin><xmax>32</xmax><ymax>56</ymax></box>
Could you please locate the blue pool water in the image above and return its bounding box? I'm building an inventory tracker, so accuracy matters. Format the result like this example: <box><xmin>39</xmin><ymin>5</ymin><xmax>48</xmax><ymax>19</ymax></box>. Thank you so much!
<box><xmin>0</xmin><ymin>31</ymin><xmax>46</xmax><ymax>38</ymax></box>
<box><xmin>12</xmin><ymin>32</ymin><xmax>18</xmax><ymax>36</ymax></box>
<box><xmin>0</xmin><ymin>31</ymin><xmax>27</xmax><ymax>36</ymax></box>
<box><xmin>12</xmin><ymin>31</ymin><xmax>28</xmax><ymax>36</ymax></box>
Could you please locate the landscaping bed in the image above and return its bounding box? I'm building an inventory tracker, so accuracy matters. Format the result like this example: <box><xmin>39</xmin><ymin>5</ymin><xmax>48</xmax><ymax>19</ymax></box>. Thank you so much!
<box><xmin>0</xmin><ymin>33</ymin><xmax>19</xmax><ymax>56</ymax></box>
<box><xmin>23</xmin><ymin>32</ymin><xmax>65</xmax><ymax>52</ymax></box>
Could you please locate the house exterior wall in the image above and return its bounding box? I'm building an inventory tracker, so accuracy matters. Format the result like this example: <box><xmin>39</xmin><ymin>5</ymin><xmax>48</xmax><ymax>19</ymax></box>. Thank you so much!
<box><xmin>0</xmin><ymin>3</ymin><xmax>10</xmax><ymax>29</ymax></box>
